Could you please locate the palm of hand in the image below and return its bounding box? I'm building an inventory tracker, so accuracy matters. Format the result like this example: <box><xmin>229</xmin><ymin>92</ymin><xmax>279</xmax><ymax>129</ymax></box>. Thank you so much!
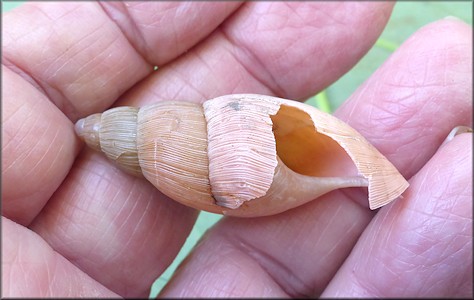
<box><xmin>2</xmin><ymin>2</ymin><xmax>472</xmax><ymax>298</ymax></box>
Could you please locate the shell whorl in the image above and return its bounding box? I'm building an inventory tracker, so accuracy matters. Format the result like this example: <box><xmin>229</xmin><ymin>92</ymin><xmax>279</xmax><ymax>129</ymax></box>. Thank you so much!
<box><xmin>136</xmin><ymin>102</ymin><xmax>217</xmax><ymax>212</ymax></box>
<box><xmin>75</xmin><ymin>107</ymin><xmax>142</xmax><ymax>177</ymax></box>
<box><xmin>75</xmin><ymin>94</ymin><xmax>409</xmax><ymax>217</ymax></box>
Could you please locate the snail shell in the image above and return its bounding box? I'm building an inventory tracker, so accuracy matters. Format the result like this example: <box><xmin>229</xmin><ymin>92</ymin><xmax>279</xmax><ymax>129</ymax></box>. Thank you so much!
<box><xmin>75</xmin><ymin>94</ymin><xmax>409</xmax><ymax>217</ymax></box>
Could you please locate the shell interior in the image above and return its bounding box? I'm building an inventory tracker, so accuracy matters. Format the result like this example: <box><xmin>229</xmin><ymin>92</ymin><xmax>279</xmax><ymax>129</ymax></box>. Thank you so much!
<box><xmin>271</xmin><ymin>104</ymin><xmax>359</xmax><ymax>179</ymax></box>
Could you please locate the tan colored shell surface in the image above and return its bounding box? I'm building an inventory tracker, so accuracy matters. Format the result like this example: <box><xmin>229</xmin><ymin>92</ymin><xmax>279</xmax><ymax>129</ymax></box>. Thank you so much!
<box><xmin>136</xmin><ymin>102</ymin><xmax>219</xmax><ymax>213</ymax></box>
<box><xmin>74</xmin><ymin>94</ymin><xmax>409</xmax><ymax>217</ymax></box>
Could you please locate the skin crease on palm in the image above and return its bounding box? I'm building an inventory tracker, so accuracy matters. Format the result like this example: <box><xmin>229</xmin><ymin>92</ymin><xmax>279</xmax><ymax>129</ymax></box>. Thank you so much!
<box><xmin>1</xmin><ymin>1</ymin><xmax>472</xmax><ymax>298</ymax></box>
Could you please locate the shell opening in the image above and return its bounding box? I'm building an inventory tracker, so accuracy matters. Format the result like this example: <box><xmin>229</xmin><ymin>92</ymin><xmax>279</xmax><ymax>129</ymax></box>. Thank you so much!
<box><xmin>270</xmin><ymin>104</ymin><xmax>361</xmax><ymax>179</ymax></box>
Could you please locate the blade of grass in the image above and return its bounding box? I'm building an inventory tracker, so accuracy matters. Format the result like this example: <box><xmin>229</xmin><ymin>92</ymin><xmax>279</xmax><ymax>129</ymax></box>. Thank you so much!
<box><xmin>375</xmin><ymin>38</ymin><xmax>398</xmax><ymax>52</ymax></box>
<box><xmin>312</xmin><ymin>90</ymin><xmax>332</xmax><ymax>113</ymax></box>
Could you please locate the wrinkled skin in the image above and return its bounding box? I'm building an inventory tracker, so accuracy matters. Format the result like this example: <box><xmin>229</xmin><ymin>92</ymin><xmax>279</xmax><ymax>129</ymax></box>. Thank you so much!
<box><xmin>2</xmin><ymin>2</ymin><xmax>472</xmax><ymax>298</ymax></box>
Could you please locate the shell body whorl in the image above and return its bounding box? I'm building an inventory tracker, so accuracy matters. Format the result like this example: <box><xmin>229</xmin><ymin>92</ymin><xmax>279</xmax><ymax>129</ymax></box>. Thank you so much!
<box><xmin>75</xmin><ymin>94</ymin><xmax>409</xmax><ymax>217</ymax></box>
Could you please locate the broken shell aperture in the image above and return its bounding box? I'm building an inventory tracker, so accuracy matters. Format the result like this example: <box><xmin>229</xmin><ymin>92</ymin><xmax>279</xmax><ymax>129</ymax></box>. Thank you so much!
<box><xmin>74</xmin><ymin>94</ymin><xmax>409</xmax><ymax>217</ymax></box>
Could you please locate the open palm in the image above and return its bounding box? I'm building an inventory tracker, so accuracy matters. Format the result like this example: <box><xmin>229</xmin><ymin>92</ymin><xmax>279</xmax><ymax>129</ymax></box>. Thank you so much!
<box><xmin>2</xmin><ymin>2</ymin><xmax>472</xmax><ymax>298</ymax></box>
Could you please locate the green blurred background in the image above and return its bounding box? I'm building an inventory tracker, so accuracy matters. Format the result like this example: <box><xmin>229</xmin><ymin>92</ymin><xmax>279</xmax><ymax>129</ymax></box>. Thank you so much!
<box><xmin>2</xmin><ymin>1</ymin><xmax>472</xmax><ymax>298</ymax></box>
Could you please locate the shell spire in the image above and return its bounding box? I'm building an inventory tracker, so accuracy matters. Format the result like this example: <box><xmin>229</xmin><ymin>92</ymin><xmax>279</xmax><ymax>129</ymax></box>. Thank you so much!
<box><xmin>75</xmin><ymin>107</ymin><xmax>143</xmax><ymax>177</ymax></box>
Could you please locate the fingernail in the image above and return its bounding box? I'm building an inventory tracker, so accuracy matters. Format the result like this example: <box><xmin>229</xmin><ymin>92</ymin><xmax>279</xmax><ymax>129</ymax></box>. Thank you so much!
<box><xmin>441</xmin><ymin>125</ymin><xmax>472</xmax><ymax>147</ymax></box>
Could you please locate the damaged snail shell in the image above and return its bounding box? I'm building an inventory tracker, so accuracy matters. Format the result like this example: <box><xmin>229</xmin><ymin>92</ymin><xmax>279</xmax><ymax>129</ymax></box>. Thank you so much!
<box><xmin>75</xmin><ymin>94</ymin><xmax>409</xmax><ymax>217</ymax></box>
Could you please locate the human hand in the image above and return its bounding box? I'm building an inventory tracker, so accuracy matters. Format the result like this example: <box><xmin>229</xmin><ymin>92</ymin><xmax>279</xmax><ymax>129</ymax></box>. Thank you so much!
<box><xmin>2</xmin><ymin>2</ymin><xmax>472</xmax><ymax>298</ymax></box>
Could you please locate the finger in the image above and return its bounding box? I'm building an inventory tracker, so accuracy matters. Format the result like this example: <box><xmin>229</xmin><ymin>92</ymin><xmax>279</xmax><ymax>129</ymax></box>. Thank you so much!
<box><xmin>2</xmin><ymin>217</ymin><xmax>119</xmax><ymax>298</ymax></box>
<box><xmin>99</xmin><ymin>1</ymin><xmax>244</xmax><ymax>65</ymax></box>
<box><xmin>2</xmin><ymin>2</ymin><xmax>242</xmax><ymax>120</ymax></box>
<box><xmin>2</xmin><ymin>2</ymin><xmax>149</xmax><ymax>121</ymax></box>
<box><xmin>28</xmin><ymin>2</ymin><xmax>395</xmax><ymax>298</ymax></box>
<box><xmin>322</xmin><ymin>133</ymin><xmax>473</xmax><ymax>298</ymax></box>
<box><xmin>334</xmin><ymin>18</ymin><xmax>473</xmax><ymax>181</ymax></box>
<box><xmin>30</xmin><ymin>150</ymin><xmax>198</xmax><ymax>298</ymax></box>
<box><xmin>159</xmin><ymin>19</ymin><xmax>472</xmax><ymax>298</ymax></box>
<box><xmin>1</xmin><ymin>67</ymin><xmax>79</xmax><ymax>225</ymax></box>
<box><xmin>116</xmin><ymin>1</ymin><xmax>395</xmax><ymax>106</ymax></box>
